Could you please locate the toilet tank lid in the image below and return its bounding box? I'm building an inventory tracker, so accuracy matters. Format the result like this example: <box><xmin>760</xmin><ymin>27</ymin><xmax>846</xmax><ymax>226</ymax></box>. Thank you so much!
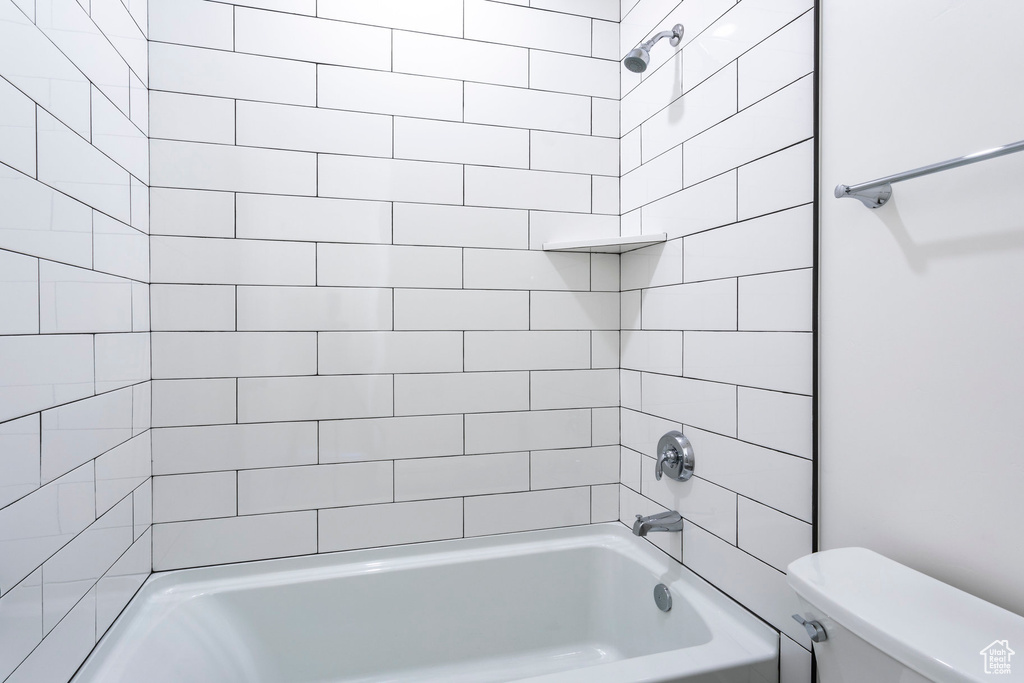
<box><xmin>787</xmin><ymin>548</ymin><xmax>1024</xmax><ymax>683</ymax></box>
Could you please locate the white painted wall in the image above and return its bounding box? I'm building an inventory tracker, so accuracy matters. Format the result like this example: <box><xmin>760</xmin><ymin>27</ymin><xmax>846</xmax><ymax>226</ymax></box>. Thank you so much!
<box><xmin>820</xmin><ymin>0</ymin><xmax>1024</xmax><ymax>616</ymax></box>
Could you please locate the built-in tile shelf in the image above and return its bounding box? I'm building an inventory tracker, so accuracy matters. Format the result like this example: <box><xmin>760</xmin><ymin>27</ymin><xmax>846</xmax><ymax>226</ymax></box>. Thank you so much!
<box><xmin>542</xmin><ymin>234</ymin><xmax>668</xmax><ymax>253</ymax></box>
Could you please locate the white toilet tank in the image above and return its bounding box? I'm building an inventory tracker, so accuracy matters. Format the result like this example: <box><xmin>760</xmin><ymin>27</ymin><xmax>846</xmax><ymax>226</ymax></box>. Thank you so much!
<box><xmin>787</xmin><ymin>548</ymin><xmax>1024</xmax><ymax>682</ymax></box>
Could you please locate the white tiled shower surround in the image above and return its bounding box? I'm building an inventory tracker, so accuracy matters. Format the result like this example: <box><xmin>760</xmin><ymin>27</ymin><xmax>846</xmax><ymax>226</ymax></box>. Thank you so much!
<box><xmin>0</xmin><ymin>0</ymin><xmax>815</xmax><ymax>681</ymax></box>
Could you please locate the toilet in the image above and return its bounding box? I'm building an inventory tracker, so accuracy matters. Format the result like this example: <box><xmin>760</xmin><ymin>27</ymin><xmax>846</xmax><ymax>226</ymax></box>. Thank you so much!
<box><xmin>787</xmin><ymin>548</ymin><xmax>1024</xmax><ymax>682</ymax></box>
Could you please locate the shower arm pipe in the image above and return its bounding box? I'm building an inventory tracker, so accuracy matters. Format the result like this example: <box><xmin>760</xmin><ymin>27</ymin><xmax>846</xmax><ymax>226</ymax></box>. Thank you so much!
<box><xmin>835</xmin><ymin>138</ymin><xmax>1024</xmax><ymax>209</ymax></box>
<box><xmin>641</xmin><ymin>28</ymin><xmax>681</xmax><ymax>50</ymax></box>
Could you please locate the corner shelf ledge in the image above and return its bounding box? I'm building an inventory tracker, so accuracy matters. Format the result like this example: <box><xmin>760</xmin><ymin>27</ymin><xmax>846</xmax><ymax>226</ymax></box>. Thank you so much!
<box><xmin>541</xmin><ymin>233</ymin><xmax>668</xmax><ymax>254</ymax></box>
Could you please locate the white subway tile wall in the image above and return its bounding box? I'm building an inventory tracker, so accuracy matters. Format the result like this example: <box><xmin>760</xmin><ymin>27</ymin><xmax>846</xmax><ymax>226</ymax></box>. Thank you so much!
<box><xmin>619</xmin><ymin>0</ymin><xmax>815</xmax><ymax>667</ymax></box>
<box><xmin>0</xmin><ymin>0</ymin><xmax>151</xmax><ymax>679</ymax></box>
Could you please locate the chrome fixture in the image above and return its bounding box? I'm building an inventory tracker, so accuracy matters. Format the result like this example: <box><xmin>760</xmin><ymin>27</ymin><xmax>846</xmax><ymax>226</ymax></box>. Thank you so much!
<box><xmin>656</xmin><ymin>431</ymin><xmax>695</xmax><ymax>482</ymax></box>
<box><xmin>792</xmin><ymin>614</ymin><xmax>828</xmax><ymax>643</ymax></box>
<box><xmin>835</xmin><ymin>138</ymin><xmax>1024</xmax><ymax>208</ymax></box>
<box><xmin>622</xmin><ymin>24</ymin><xmax>684</xmax><ymax>73</ymax></box>
<box><xmin>653</xmin><ymin>584</ymin><xmax>673</xmax><ymax>612</ymax></box>
<box><xmin>632</xmin><ymin>511</ymin><xmax>683</xmax><ymax>537</ymax></box>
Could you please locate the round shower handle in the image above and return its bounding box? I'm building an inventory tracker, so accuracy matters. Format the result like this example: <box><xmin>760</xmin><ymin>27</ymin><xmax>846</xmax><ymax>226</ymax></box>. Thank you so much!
<box><xmin>655</xmin><ymin>431</ymin><xmax>695</xmax><ymax>482</ymax></box>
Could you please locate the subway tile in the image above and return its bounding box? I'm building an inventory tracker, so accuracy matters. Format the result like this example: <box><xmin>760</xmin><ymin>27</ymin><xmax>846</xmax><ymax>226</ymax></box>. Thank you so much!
<box><xmin>529</xmin><ymin>212</ymin><xmax>619</xmax><ymax>250</ymax></box>
<box><xmin>153</xmin><ymin>422</ymin><xmax>318</xmax><ymax>475</ymax></box>
<box><xmin>622</xmin><ymin>290</ymin><xmax>641</xmax><ymax>330</ymax></box>
<box><xmin>317</xmin><ymin>243</ymin><xmax>461</xmax><ymax>288</ymax></box>
<box><xmin>238</xmin><ymin>461</ymin><xmax>392</xmax><ymax>514</ymax></box>
<box><xmin>131</xmin><ymin>382</ymin><xmax>150</xmax><ymax>435</ymax></box>
<box><xmin>683</xmin><ymin>205</ymin><xmax>814</xmax><ymax>282</ymax></box>
<box><xmin>221</xmin><ymin>0</ymin><xmax>314</xmax><ymax>13</ymax></box>
<box><xmin>153</xmin><ymin>472</ymin><xmax>237</xmax><ymax>523</ymax></box>
<box><xmin>319</xmin><ymin>332</ymin><xmax>463</xmax><ymax>375</ymax></box>
<box><xmin>91</xmin><ymin>86</ymin><xmax>148</xmax><ymax>182</ymax></box>
<box><xmin>41</xmin><ymin>498</ymin><xmax>132</xmax><ymax>633</ymax></box>
<box><xmin>465</xmin><ymin>487</ymin><xmax>590</xmax><ymax>536</ymax></box>
<box><xmin>93</xmin><ymin>214</ymin><xmax>149</xmax><ymax>282</ymax></box>
<box><xmin>641</xmin><ymin>458</ymin><xmax>737</xmax><ymax>543</ymax></box>
<box><xmin>0</xmin><ymin>463</ymin><xmax>94</xmax><ymax>594</ymax></box>
<box><xmin>591</xmin><ymin>176</ymin><xmax>620</xmax><ymax>215</ymax></box>
<box><xmin>152</xmin><ymin>332</ymin><xmax>316</xmax><ymax>379</ymax></box>
<box><xmin>394</xmin><ymin>372</ymin><xmax>529</xmax><ymax>416</ymax></box>
<box><xmin>684</xmin><ymin>75</ymin><xmax>813</xmax><ymax>186</ymax></box>
<box><xmin>128</xmin><ymin>72</ymin><xmax>148</xmax><ymax>136</ymax></box>
<box><xmin>319</xmin><ymin>499</ymin><xmax>463</xmax><ymax>553</ymax></box>
<box><xmin>395</xmin><ymin>290</ymin><xmax>529</xmax><ymax>331</ymax></box>
<box><xmin>465</xmin><ymin>331</ymin><xmax>591</xmax><ymax>371</ymax></box>
<box><xmin>319</xmin><ymin>415</ymin><xmax>464</xmax><ymax>463</ymax></box>
<box><xmin>737</xmin><ymin>387</ymin><xmax>812</xmax><ymax>459</ymax></box>
<box><xmin>237</xmin><ymin>374</ymin><xmax>393</xmax><ymax>423</ymax></box>
<box><xmin>684</xmin><ymin>331</ymin><xmax>812</xmax><ymax>394</ymax></box>
<box><xmin>153</xmin><ymin>511</ymin><xmax>317</xmax><ymax>571</ymax></box>
<box><xmin>593</xmin><ymin>23</ymin><xmax>619</xmax><ymax>59</ymax></box>
<box><xmin>738</xmin><ymin>10</ymin><xmax>814</xmax><ymax>109</ymax></box>
<box><xmin>95</xmin><ymin>529</ymin><xmax>150</xmax><ymax>635</ymax></box>
<box><xmin>619</xmin><ymin>446</ymin><xmax>641</xmax><ymax>492</ymax></box>
<box><xmin>530</xmin><ymin>50</ymin><xmax>618</xmax><ymax>99</ymax></box>
<box><xmin>39</xmin><ymin>262</ymin><xmax>132</xmax><ymax>334</ymax></box>
<box><xmin>592</xmin><ymin>330</ymin><xmax>619</xmax><ymax>369</ymax></box>
<box><xmin>318</xmin><ymin>65</ymin><xmax>462</xmax><ymax>121</ymax></box>
<box><xmin>151</xmin><ymin>378</ymin><xmax>236</xmax><ymax>428</ymax></box>
<box><xmin>0</xmin><ymin>250</ymin><xmax>38</xmax><ymax>334</ymax></box>
<box><xmin>237</xmin><ymin>287</ymin><xmax>392</xmax><ymax>332</ymax></box>
<box><xmin>641</xmin><ymin>171</ymin><xmax>737</xmax><ymax>240</ymax></box>
<box><xmin>530</xmin><ymin>130</ymin><xmax>618</xmax><ymax>176</ymax></box>
<box><xmin>465</xmin><ymin>0</ymin><xmax>590</xmax><ymax>55</ymax></box>
<box><xmin>591</xmin><ymin>483</ymin><xmax>619</xmax><ymax>522</ymax></box>
<box><xmin>40</xmin><ymin>388</ymin><xmax>132</xmax><ymax>484</ymax></box>
<box><xmin>530</xmin><ymin>369</ymin><xmax>618</xmax><ymax>410</ymax></box>
<box><xmin>149</xmin><ymin>0</ymin><xmax>232</xmax><ymax>49</ymax></box>
<box><xmin>35</xmin><ymin>0</ymin><xmax>130</xmax><ymax>112</ymax></box>
<box><xmin>150</xmin><ymin>42</ymin><xmax>315</xmax><ymax>105</ymax></box>
<box><xmin>619</xmin><ymin>484</ymin><xmax>680</xmax><ymax>560</ymax></box>
<box><xmin>237</xmin><ymin>100</ymin><xmax>393</xmax><ymax>157</ymax></box>
<box><xmin>739</xmin><ymin>269</ymin><xmax>813</xmax><ymax>331</ymax></box>
<box><xmin>465</xmin><ymin>83</ymin><xmax>590</xmax><ymax>134</ymax></box>
<box><xmin>685</xmin><ymin>427</ymin><xmax>812</xmax><ymax>521</ymax></box>
<box><xmin>0</xmin><ymin>570</ymin><xmax>41</xmax><ymax>680</ymax></box>
<box><xmin>0</xmin><ymin>416</ymin><xmax>39</xmax><ymax>509</ymax></box>
<box><xmin>0</xmin><ymin>0</ymin><xmax>91</xmax><ymax>136</ymax></box>
<box><xmin>620</xmin><ymin>407</ymin><xmax>680</xmax><ymax>457</ymax></box>
<box><xmin>132</xmin><ymin>480</ymin><xmax>151</xmax><ymax>540</ymax></box>
<box><xmin>318</xmin><ymin>155</ymin><xmax>463</xmax><ymax>205</ymax></box>
<box><xmin>621</xmin><ymin>128</ymin><xmax>641</xmax><ymax>175</ymax></box>
<box><xmin>151</xmin><ymin>285</ymin><xmax>235</xmax><ymax>332</ymax></box>
<box><xmin>621</xmin><ymin>330</ymin><xmax>683</xmax><ymax>375</ymax></box>
<box><xmin>0</xmin><ymin>335</ymin><xmax>94</xmax><ymax>423</ymax></box>
<box><xmin>393</xmin><ymin>31</ymin><xmax>527</xmax><ymax>86</ymax></box>
<box><xmin>393</xmin><ymin>204</ymin><xmax>528</xmax><ymax>249</ymax></box>
<box><xmin>591</xmin><ymin>405</ymin><xmax>619</xmax><ymax>445</ymax></box>
<box><xmin>0</xmin><ymin>77</ymin><xmax>36</xmax><ymax>177</ymax></box>
<box><xmin>150</xmin><ymin>91</ymin><xmax>234</xmax><ymax>144</ymax></box>
<box><xmin>395</xmin><ymin>452</ymin><xmax>529</xmax><ymax>501</ymax></box>
<box><xmin>150</xmin><ymin>188</ymin><xmax>234</xmax><ymax>238</ymax></box>
<box><xmin>738</xmin><ymin>140</ymin><xmax>814</xmax><ymax>220</ymax></box>
<box><xmin>530</xmin><ymin>445</ymin><xmax>619</xmax><ymax>489</ymax></box>
<box><xmin>0</xmin><ymin>166</ymin><xmax>92</xmax><ymax>268</ymax></box>
<box><xmin>463</xmin><ymin>248</ymin><xmax>590</xmax><ymax>290</ymax></box>
<box><xmin>237</xmin><ymin>194</ymin><xmax>391</xmax><ymax>244</ymax></box>
<box><xmin>642</xmin><ymin>279</ymin><xmax>737</xmax><ymax>331</ymax></box>
<box><xmin>318</xmin><ymin>0</ymin><xmax>464</xmax><ymax>38</ymax></box>
<box><xmin>37</xmin><ymin>111</ymin><xmax>131</xmax><ymax>223</ymax></box>
<box><xmin>641</xmin><ymin>373</ymin><xmax>737</xmax><ymax>437</ymax></box>
<box><xmin>94</xmin><ymin>432</ymin><xmax>150</xmax><ymax>515</ymax></box>
<box><xmin>151</xmin><ymin>140</ymin><xmax>316</xmax><ymax>195</ymax></box>
<box><xmin>592</xmin><ymin>97</ymin><xmax>618</xmax><ymax>137</ymax></box>
<box><xmin>533</xmin><ymin>0</ymin><xmax>618</xmax><ymax>20</ymax></box>
<box><xmin>621</xmin><ymin>370</ymin><xmax>641</xmax><ymax>411</ymax></box>
<box><xmin>621</xmin><ymin>145</ymin><xmax>682</xmax><ymax>213</ymax></box>
<box><xmin>395</xmin><ymin>118</ymin><xmax>529</xmax><ymax>168</ymax></box>
<box><xmin>592</xmin><ymin>254</ymin><xmax>620</xmax><ymax>292</ymax></box>
<box><xmin>683</xmin><ymin>521</ymin><xmax>808</xmax><ymax>647</ymax></box>
<box><xmin>5</xmin><ymin>584</ymin><xmax>95</xmax><ymax>683</ymax></box>
<box><xmin>781</xmin><ymin>635</ymin><xmax>812</xmax><ymax>683</ymax></box>
<box><xmin>465</xmin><ymin>409</ymin><xmax>591</xmax><ymax>454</ymax></box>
<box><xmin>530</xmin><ymin>292</ymin><xmax>619</xmax><ymax>330</ymax></box>
<box><xmin>738</xmin><ymin>497</ymin><xmax>812</xmax><ymax>572</ymax></box>
<box><xmin>235</xmin><ymin>7</ymin><xmax>390</xmax><ymax>69</ymax></box>
<box><xmin>151</xmin><ymin>236</ymin><xmax>316</xmax><ymax>286</ymax></box>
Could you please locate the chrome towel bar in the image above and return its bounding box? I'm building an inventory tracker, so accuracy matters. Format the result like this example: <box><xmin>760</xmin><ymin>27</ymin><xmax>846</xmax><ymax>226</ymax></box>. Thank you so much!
<box><xmin>835</xmin><ymin>139</ymin><xmax>1024</xmax><ymax>209</ymax></box>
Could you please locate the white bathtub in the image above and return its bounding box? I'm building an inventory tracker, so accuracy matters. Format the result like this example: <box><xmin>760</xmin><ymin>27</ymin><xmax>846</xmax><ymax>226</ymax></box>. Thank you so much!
<box><xmin>74</xmin><ymin>523</ymin><xmax>778</xmax><ymax>683</ymax></box>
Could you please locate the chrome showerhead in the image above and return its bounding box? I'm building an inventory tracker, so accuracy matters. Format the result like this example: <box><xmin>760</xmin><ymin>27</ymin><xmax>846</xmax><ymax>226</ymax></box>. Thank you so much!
<box><xmin>623</xmin><ymin>47</ymin><xmax>649</xmax><ymax>73</ymax></box>
<box><xmin>622</xmin><ymin>24</ymin><xmax>684</xmax><ymax>73</ymax></box>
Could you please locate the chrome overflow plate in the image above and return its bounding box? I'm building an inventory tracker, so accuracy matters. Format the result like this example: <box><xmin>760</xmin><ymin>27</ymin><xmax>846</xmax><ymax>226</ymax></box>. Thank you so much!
<box><xmin>656</xmin><ymin>431</ymin><xmax>695</xmax><ymax>482</ymax></box>
<box><xmin>653</xmin><ymin>584</ymin><xmax>672</xmax><ymax>612</ymax></box>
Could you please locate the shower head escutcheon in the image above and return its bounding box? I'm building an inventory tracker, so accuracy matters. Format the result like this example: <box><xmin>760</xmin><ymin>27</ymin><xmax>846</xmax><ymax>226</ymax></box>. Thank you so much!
<box><xmin>623</xmin><ymin>24</ymin><xmax>684</xmax><ymax>73</ymax></box>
